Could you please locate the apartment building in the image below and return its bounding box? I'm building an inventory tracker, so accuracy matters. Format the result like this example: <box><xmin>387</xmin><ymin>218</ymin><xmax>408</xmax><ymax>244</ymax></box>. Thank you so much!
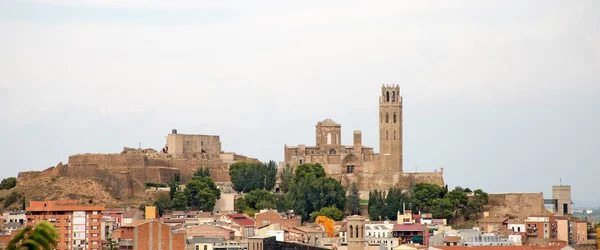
<box><xmin>26</xmin><ymin>200</ymin><xmax>104</xmax><ymax>250</ymax></box>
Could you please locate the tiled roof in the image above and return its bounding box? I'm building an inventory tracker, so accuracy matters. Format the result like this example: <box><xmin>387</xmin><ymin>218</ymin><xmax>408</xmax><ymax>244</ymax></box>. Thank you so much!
<box><xmin>432</xmin><ymin>246</ymin><xmax>568</xmax><ymax>250</ymax></box>
<box><xmin>393</xmin><ymin>224</ymin><xmax>423</xmax><ymax>231</ymax></box>
<box><xmin>294</xmin><ymin>226</ymin><xmax>324</xmax><ymax>233</ymax></box>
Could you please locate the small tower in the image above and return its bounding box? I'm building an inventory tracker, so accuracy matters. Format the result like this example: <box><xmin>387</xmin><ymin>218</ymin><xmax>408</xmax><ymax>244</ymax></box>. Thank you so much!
<box><xmin>316</xmin><ymin>119</ymin><xmax>342</xmax><ymax>148</ymax></box>
<box><xmin>379</xmin><ymin>84</ymin><xmax>403</xmax><ymax>172</ymax></box>
<box><xmin>346</xmin><ymin>215</ymin><xmax>366</xmax><ymax>250</ymax></box>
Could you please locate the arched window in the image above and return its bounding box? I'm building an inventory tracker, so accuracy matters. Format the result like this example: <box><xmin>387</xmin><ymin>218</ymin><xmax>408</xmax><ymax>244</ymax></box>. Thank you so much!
<box><xmin>329</xmin><ymin>149</ymin><xmax>336</xmax><ymax>155</ymax></box>
<box><xmin>327</xmin><ymin>132</ymin><xmax>332</xmax><ymax>144</ymax></box>
<box><xmin>349</xmin><ymin>225</ymin><xmax>353</xmax><ymax>238</ymax></box>
<box><xmin>355</xmin><ymin>226</ymin><xmax>359</xmax><ymax>238</ymax></box>
<box><xmin>195</xmin><ymin>246</ymin><xmax>199</xmax><ymax>250</ymax></box>
<box><xmin>394</xmin><ymin>130</ymin><xmax>396</xmax><ymax>140</ymax></box>
<box><xmin>386</xmin><ymin>113</ymin><xmax>389</xmax><ymax>123</ymax></box>
<box><xmin>393</xmin><ymin>112</ymin><xmax>397</xmax><ymax>123</ymax></box>
<box><xmin>386</xmin><ymin>130</ymin><xmax>388</xmax><ymax>140</ymax></box>
<box><xmin>204</xmin><ymin>246</ymin><xmax>207</xmax><ymax>250</ymax></box>
<box><xmin>392</xmin><ymin>91</ymin><xmax>395</xmax><ymax>102</ymax></box>
<box><xmin>294</xmin><ymin>151</ymin><xmax>298</xmax><ymax>156</ymax></box>
<box><xmin>386</xmin><ymin>91</ymin><xmax>389</xmax><ymax>102</ymax></box>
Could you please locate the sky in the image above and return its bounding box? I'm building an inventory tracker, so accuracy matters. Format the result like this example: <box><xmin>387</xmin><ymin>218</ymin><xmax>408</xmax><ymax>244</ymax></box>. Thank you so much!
<box><xmin>1</xmin><ymin>0</ymin><xmax>599</xmax><ymax>206</ymax></box>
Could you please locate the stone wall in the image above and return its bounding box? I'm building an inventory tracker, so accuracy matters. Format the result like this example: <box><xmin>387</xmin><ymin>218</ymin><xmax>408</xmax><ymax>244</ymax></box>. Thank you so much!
<box><xmin>486</xmin><ymin>193</ymin><xmax>547</xmax><ymax>219</ymax></box>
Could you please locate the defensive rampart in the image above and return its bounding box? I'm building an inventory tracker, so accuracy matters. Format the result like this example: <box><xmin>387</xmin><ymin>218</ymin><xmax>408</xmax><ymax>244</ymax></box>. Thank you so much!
<box><xmin>486</xmin><ymin>192</ymin><xmax>547</xmax><ymax>218</ymax></box>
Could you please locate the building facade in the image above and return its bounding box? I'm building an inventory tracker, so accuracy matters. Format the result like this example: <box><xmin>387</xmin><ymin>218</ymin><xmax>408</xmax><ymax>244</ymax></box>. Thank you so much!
<box><xmin>116</xmin><ymin>220</ymin><xmax>186</xmax><ymax>250</ymax></box>
<box><xmin>26</xmin><ymin>200</ymin><xmax>104</xmax><ymax>250</ymax></box>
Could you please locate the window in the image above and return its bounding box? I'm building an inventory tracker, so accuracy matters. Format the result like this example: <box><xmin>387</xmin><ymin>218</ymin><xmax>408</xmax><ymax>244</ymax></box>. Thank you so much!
<box><xmin>327</xmin><ymin>133</ymin><xmax>332</xmax><ymax>144</ymax></box>
<box><xmin>91</xmin><ymin>226</ymin><xmax>98</xmax><ymax>230</ymax></box>
<box><xmin>299</xmin><ymin>159</ymin><xmax>303</xmax><ymax>164</ymax></box>
<box><xmin>394</xmin><ymin>130</ymin><xmax>396</xmax><ymax>140</ymax></box>
<box><xmin>392</xmin><ymin>92</ymin><xmax>395</xmax><ymax>102</ymax></box>
<box><xmin>91</xmin><ymin>233</ymin><xmax>98</xmax><ymax>237</ymax></box>
<box><xmin>386</xmin><ymin>113</ymin><xmax>389</xmax><ymax>123</ymax></box>
<box><xmin>92</xmin><ymin>218</ymin><xmax>98</xmax><ymax>222</ymax></box>
<box><xmin>393</xmin><ymin>112</ymin><xmax>396</xmax><ymax>123</ymax></box>
<box><xmin>204</xmin><ymin>246</ymin><xmax>207</xmax><ymax>250</ymax></box>
<box><xmin>329</xmin><ymin>149</ymin><xmax>336</xmax><ymax>155</ymax></box>
<box><xmin>294</xmin><ymin>151</ymin><xmax>298</xmax><ymax>156</ymax></box>
<box><xmin>92</xmin><ymin>211</ymin><xmax>98</xmax><ymax>215</ymax></box>
<box><xmin>196</xmin><ymin>246</ymin><xmax>199</xmax><ymax>250</ymax></box>
<box><xmin>386</xmin><ymin>130</ymin><xmax>388</xmax><ymax>140</ymax></box>
<box><xmin>346</xmin><ymin>165</ymin><xmax>354</xmax><ymax>174</ymax></box>
<box><xmin>386</xmin><ymin>91</ymin><xmax>389</xmax><ymax>102</ymax></box>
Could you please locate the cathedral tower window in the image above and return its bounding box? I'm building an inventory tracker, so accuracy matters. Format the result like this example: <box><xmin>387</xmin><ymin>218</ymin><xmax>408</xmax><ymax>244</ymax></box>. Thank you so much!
<box><xmin>329</xmin><ymin>149</ymin><xmax>336</xmax><ymax>155</ymax></box>
<box><xmin>386</xmin><ymin>91</ymin><xmax>390</xmax><ymax>102</ymax></box>
<box><xmin>392</xmin><ymin>92</ymin><xmax>395</xmax><ymax>102</ymax></box>
<box><xmin>386</xmin><ymin>130</ymin><xmax>388</xmax><ymax>140</ymax></box>
<box><xmin>393</xmin><ymin>112</ymin><xmax>397</xmax><ymax>123</ymax></box>
<box><xmin>386</xmin><ymin>113</ymin><xmax>389</xmax><ymax>123</ymax></box>
<box><xmin>394</xmin><ymin>130</ymin><xmax>396</xmax><ymax>140</ymax></box>
<box><xmin>327</xmin><ymin>132</ymin><xmax>332</xmax><ymax>144</ymax></box>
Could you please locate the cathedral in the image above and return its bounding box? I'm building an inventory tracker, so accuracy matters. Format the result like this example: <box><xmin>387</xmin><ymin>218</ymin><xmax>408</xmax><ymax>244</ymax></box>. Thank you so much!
<box><xmin>282</xmin><ymin>85</ymin><xmax>444</xmax><ymax>197</ymax></box>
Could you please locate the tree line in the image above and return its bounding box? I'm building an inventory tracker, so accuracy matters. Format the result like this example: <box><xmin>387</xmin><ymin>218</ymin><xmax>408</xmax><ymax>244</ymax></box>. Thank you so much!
<box><xmin>367</xmin><ymin>183</ymin><xmax>488</xmax><ymax>222</ymax></box>
<box><xmin>235</xmin><ymin>163</ymin><xmax>347</xmax><ymax>221</ymax></box>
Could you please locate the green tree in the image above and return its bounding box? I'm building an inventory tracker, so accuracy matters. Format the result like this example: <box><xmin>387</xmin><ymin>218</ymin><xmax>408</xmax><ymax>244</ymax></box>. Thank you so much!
<box><xmin>412</xmin><ymin>183</ymin><xmax>445</xmax><ymax>212</ymax></box>
<box><xmin>430</xmin><ymin>197</ymin><xmax>454</xmax><ymax>220</ymax></box>
<box><xmin>311</xmin><ymin>206</ymin><xmax>345</xmax><ymax>221</ymax></box>
<box><xmin>289</xmin><ymin>164</ymin><xmax>345</xmax><ymax>220</ymax></box>
<box><xmin>169</xmin><ymin>181</ymin><xmax>179</xmax><ymax>200</ymax></box>
<box><xmin>153</xmin><ymin>193</ymin><xmax>172</xmax><ymax>216</ymax></box>
<box><xmin>385</xmin><ymin>187</ymin><xmax>411</xmax><ymax>220</ymax></box>
<box><xmin>183</xmin><ymin>176</ymin><xmax>221</xmax><ymax>211</ymax></box>
<box><xmin>4</xmin><ymin>191</ymin><xmax>20</xmax><ymax>208</ymax></box>
<box><xmin>444</xmin><ymin>187</ymin><xmax>468</xmax><ymax>217</ymax></box>
<box><xmin>465</xmin><ymin>189</ymin><xmax>489</xmax><ymax>219</ymax></box>
<box><xmin>368</xmin><ymin>189</ymin><xmax>386</xmax><ymax>221</ymax></box>
<box><xmin>0</xmin><ymin>177</ymin><xmax>17</xmax><ymax>190</ymax></box>
<box><xmin>194</xmin><ymin>167</ymin><xmax>211</xmax><ymax>178</ymax></box>
<box><xmin>171</xmin><ymin>190</ymin><xmax>187</xmax><ymax>211</ymax></box>
<box><xmin>7</xmin><ymin>221</ymin><xmax>58</xmax><ymax>250</ymax></box>
<box><xmin>264</xmin><ymin>161</ymin><xmax>277</xmax><ymax>191</ymax></box>
<box><xmin>242</xmin><ymin>189</ymin><xmax>276</xmax><ymax>211</ymax></box>
<box><xmin>278</xmin><ymin>164</ymin><xmax>294</xmax><ymax>193</ymax></box>
<box><xmin>274</xmin><ymin>194</ymin><xmax>294</xmax><ymax>212</ymax></box>
<box><xmin>347</xmin><ymin>182</ymin><xmax>361</xmax><ymax>215</ymax></box>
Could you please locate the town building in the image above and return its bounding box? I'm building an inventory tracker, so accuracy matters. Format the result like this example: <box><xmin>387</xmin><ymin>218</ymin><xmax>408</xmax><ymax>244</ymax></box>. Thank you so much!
<box><xmin>254</xmin><ymin>210</ymin><xmax>301</xmax><ymax>228</ymax></box>
<box><xmin>26</xmin><ymin>200</ymin><xmax>104</xmax><ymax>250</ymax></box>
<box><xmin>116</xmin><ymin>220</ymin><xmax>186</xmax><ymax>250</ymax></box>
<box><xmin>463</xmin><ymin>235</ymin><xmax>514</xmax><ymax>246</ymax></box>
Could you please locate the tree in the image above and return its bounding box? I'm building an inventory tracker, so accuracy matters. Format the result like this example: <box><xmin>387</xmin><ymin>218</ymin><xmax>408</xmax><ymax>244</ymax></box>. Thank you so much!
<box><xmin>183</xmin><ymin>176</ymin><xmax>221</xmax><ymax>211</ymax></box>
<box><xmin>430</xmin><ymin>197</ymin><xmax>454</xmax><ymax>220</ymax></box>
<box><xmin>274</xmin><ymin>194</ymin><xmax>294</xmax><ymax>212</ymax></box>
<box><xmin>444</xmin><ymin>187</ymin><xmax>468</xmax><ymax>217</ymax></box>
<box><xmin>7</xmin><ymin>221</ymin><xmax>57</xmax><ymax>250</ymax></box>
<box><xmin>385</xmin><ymin>187</ymin><xmax>411</xmax><ymax>220</ymax></box>
<box><xmin>0</xmin><ymin>177</ymin><xmax>17</xmax><ymax>190</ymax></box>
<box><xmin>238</xmin><ymin>189</ymin><xmax>276</xmax><ymax>211</ymax></box>
<box><xmin>153</xmin><ymin>193</ymin><xmax>172</xmax><ymax>216</ymax></box>
<box><xmin>311</xmin><ymin>206</ymin><xmax>344</xmax><ymax>221</ymax></box>
<box><xmin>278</xmin><ymin>164</ymin><xmax>294</xmax><ymax>193</ymax></box>
<box><xmin>368</xmin><ymin>189</ymin><xmax>386</xmax><ymax>221</ymax></box>
<box><xmin>412</xmin><ymin>183</ymin><xmax>445</xmax><ymax>212</ymax></box>
<box><xmin>171</xmin><ymin>190</ymin><xmax>187</xmax><ymax>211</ymax></box>
<box><xmin>347</xmin><ymin>182</ymin><xmax>361</xmax><ymax>215</ymax></box>
<box><xmin>169</xmin><ymin>181</ymin><xmax>179</xmax><ymax>200</ymax></box>
<box><xmin>289</xmin><ymin>164</ymin><xmax>346</xmax><ymax>220</ymax></box>
<box><xmin>194</xmin><ymin>168</ymin><xmax>211</xmax><ymax>178</ymax></box>
<box><xmin>465</xmin><ymin>189</ymin><xmax>489</xmax><ymax>219</ymax></box>
<box><xmin>264</xmin><ymin>161</ymin><xmax>277</xmax><ymax>191</ymax></box>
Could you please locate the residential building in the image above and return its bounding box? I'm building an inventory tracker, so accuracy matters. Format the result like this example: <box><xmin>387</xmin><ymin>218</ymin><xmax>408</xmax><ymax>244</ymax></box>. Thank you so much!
<box><xmin>122</xmin><ymin>208</ymin><xmax>143</xmax><ymax>225</ymax></box>
<box><xmin>508</xmin><ymin>232</ymin><xmax>526</xmax><ymax>246</ymax></box>
<box><xmin>254</xmin><ymin>210</ymin><xmax>301</xmax><ymax>228</ymax></box>
<box><xmin>101</xmin><ymin>216</ymin><xmax>118</xmax><ymax>241</ymax></box>
<box><xmin>26</xmin><ymin>200</ymin><xmax>104</xmax><ymax>250</ymax></box>
<box><xmin>506</xmin><ymin>218</ymin><xmax>526</xmax><ymax>233</ymax></box>
<box><xmin>180</xmin><ymin>225</ymin><xmax>235</xmax><ymax>240</ymax></box>
<box><xmin>392</xmin><ymin>224</ymin><xmax>428</xmax><ymax>246</ymax></box>
<box><xmin>569</xmin><ymin>219</ymin><xmax>587</xmax><ymax>244</ymax></box>
<box><xmin>102</xmin><ymin>208</ymin><xmax>124</xmax><ymax>226</ymax></box>
<box><xmin>477</xmin><ymin>217</ymin><xmax>507</xmax><ymax>233</ymax></box>
<box><xmin>116</xmin><ymin>220</ymin><xmax>186</xmax><ymax>250</ymax></box>
<box><xmin>525</xmin><ymin>216</ymin><xmax>552</xmax><ymax>239</ymax></box>
<box><xmin>555</xmin><ymin>217</ymin><xmax>569</xmax><ymax>242</ymax></box>
<box><xmin>248</xmin><ymin>235</ymin><xmax>327</xmax><ymax>250</ymax></box>
<box><xmin>365</xmin><ymin>221</ymin><xmax>398</xmax><ymax>250</ymax></box>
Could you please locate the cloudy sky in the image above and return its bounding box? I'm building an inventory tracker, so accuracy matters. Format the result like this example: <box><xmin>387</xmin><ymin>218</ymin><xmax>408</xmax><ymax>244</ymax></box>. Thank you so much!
<box><xmin>1</xmin><ymin>0</ymin><xmax>599</xmax><ymax>206</ymax></box>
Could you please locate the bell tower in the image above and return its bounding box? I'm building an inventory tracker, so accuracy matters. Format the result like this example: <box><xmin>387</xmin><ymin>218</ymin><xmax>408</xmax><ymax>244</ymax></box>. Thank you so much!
<box><xmin>379</xmin><ymin>84</ymin><xmax>402</xmax><ymax>172</ymax></box>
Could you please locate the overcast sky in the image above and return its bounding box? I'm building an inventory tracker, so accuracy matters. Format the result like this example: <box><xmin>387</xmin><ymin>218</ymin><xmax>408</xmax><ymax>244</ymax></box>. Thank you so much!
<box><xmin>1</xmin><ymin>0</ymin><xmax>599</xmax><ymax>206</ymax></box>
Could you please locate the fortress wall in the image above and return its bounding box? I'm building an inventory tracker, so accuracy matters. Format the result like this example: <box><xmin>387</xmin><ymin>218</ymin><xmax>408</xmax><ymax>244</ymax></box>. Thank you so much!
<box><xmin>169</xmin><ymin>159</ymin><xmax>231</xmax><ymax>183</ymax></box>
<box><xmin>68</xmin><ymin>154</ymin><xmax>146</xmax><ymax>168</ymax></box>
<box><xmin>400</xmin><ymin>172</ymin><xmax>445</xmax><ymax>187</ymax></box>
<box><xmin>486</xmin><ymin>193</ymin><xmax>547</xmax><ymax>218</ymax></box>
